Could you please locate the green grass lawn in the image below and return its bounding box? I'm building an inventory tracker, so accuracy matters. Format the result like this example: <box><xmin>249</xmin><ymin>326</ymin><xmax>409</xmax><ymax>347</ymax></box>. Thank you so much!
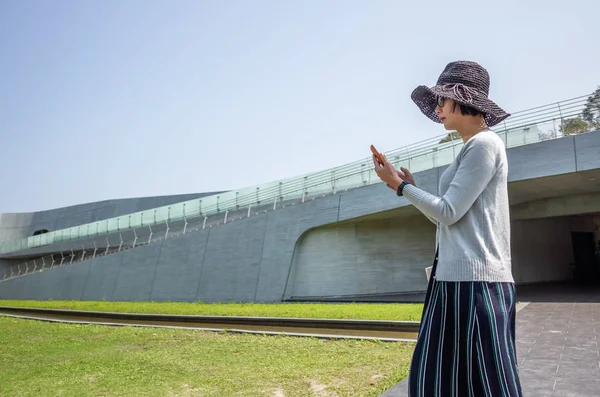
<box><xmin>0</xmin><ymin>315</ymin><xmax>415</xmax><ymax>397</ymax></box>
<box><xmin>0</xmin><ymin>300</ymin><xmax>423</xmax><ymax>321</ymax></box>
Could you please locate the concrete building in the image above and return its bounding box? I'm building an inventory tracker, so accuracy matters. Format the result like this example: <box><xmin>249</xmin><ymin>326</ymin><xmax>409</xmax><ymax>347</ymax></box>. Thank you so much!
<box><xmin>1</xmin><ymin>114</ymin><xmax>599</xmax><ymax>303</ymax></box>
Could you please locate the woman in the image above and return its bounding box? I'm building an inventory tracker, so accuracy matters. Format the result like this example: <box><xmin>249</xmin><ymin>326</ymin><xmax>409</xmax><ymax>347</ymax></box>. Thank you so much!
<box><xmin>374</xmin><ymin>61</ymin><xmax>523</xmax><ymax>396</ymax></box>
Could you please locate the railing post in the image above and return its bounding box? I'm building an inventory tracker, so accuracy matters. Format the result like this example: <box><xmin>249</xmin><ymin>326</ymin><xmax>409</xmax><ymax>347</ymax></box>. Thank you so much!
<box><xmin>182</xmin><ymin>204</ymin><xmax>187</xmax><ymax>234</ymax></box>
<box><xmin>273</xmin><ymin>196</ymin><xmax>277</xmax><ymax>210</ymax></box>
<box><xmin>147</xmin><ymin>226</ymin><xmax>153</xmax><ymax>244</ymax></box>
<box><xmin>224</xmin><ymin>210</ymin><xmax>229</xmax><ymax>224</ymax></box>
<box><xmin>203</xmin><ymin>216</ymin><xmax>207</xmax><ymax>229</ymax></box>
<box><xmin>70</xmin><ymin>249</ymin><xmax>75</xmax><ymax>264</ymax></box>
<box><xmin>236</xmin><ymin>192</ymin><xmax>239</xmax><ymax>209</ymax></box>
<box><xmin>105</xmin><ymin>237</ymin><xmax>110</xmax><ymax>256</ymax></box>
<box><xmin>302</xmin><ymin>176</ymin><xmax>307</xmax><ymax>203</ymax></box>
<box><xmin>557</xmin><ymin>102</ymin><xmax>565</xmax><ymax>136</ymax></box>
<box><xmin>247</xmin><ymin>204</ymin><xmax>252</xmax><ymax>217</ymax></box>
<box><xmin>81</xmin><ymin>245</ymin><xmax>86</xmax><ymax>261</ymax></box>
<box><xmin>132</xmin><ymin>229</ymin><xmax>138</xmax><ymax>248</ymax></box>
<box><xmin>278</xmin><ymin>182</ymin><xmax>283</xmax><ymax>202</ymax></box>
<box><xmin>42</xmin><ymin>257</ymin><xmax>46</xmax><ymax>268</ymax></box>
<box><xmin>33</xmin><ymin>260</ymin><xmax>38</xmax><ymax>272</ymax></box>
<box><xmin>332</xmin><ymin>170</ymin><xmax>336</xmax><ymax>193</ymax></box>
<box><xmin>165</xmin><ymin>220</ymin><xmax>170</xmax><ymax>239</ymax></box>
<box><xmin>361</xmin><ymin>163</ymin><xmax>367</xmax><ymax>184</ymax></box>
<box><xmin>118</xmin><ymin>233</ymin><xmax>124</xmax><ymax>252</ymax></box>
<box><xmin>93</xmin><ymin>241</ymin><xmax>98</xmax><ymax>259</ymax></box>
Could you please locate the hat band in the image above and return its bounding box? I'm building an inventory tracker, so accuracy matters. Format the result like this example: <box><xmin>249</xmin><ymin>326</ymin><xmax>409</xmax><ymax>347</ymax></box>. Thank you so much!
<box><xmin>440</xmin><ymin>83</ymin><xmax>482</xmax><ymax>105</ymax></box>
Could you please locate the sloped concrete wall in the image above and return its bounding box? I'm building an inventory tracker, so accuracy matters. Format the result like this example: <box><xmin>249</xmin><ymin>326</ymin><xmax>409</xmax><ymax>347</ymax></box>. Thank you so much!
<box><xmin>0</xmin><ymin>191</ymin><xmax>222</xmax><ymax>243</ymax></box>
<box><xmin>1</xmin><ymin>130</ymin><xmax>599</xmax><ymax>302</ymax></box>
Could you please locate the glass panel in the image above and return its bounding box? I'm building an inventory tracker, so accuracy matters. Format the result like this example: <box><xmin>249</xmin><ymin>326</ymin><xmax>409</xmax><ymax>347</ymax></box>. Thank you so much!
<box><xmin>155</xmin><ymin>207</ymin><xmax>169</xmax><ymax>223</ymax></box>
<box><xmin>170</xmin><ymin>203</ymin><xmax>185</xmax><ymax>221</ymax></box>
<box><xmin>199</xmin><ymin>195</ymin><xmax>218</xmax><ymax>215</ymax></box>
<box><xmin>305</xmin><ymin>180</ymin><xmax>329</xmax><ymax>198</ymax></box>
<box><xmin>97</xmin><ymin>220</ymin><xmax>108</xmax><ymax>236</ymax></box>
<box><xmin>129</xmin><ymin>213</ymin><xmax>142</xmax><ymax>228</ymax></box>
<box><xmin>141</xmin><ymin>211</ymin><xmax>154</xmax><ymax>226</ymax></box>
<box><xmin>336</xmin><ymin>171</ymin><xmax>363</xmax><ymax>191</ymax></box>
<box><xmin>435</xmin><ymin>144</ymin><xmax>455</xmax><ymax>168</ymax></box>
<box><xmin>107</xmin><ymin>218</ymin><xmax>120</xmax><ymax>234</ymax></box>
<box><xmin>409</xmin><ymin>151</ymin><xmax>434</xmax><ymax>174</ymax></box>
<box><xmin>185</xmin><ymin>201</ymin><xmax>201</xmax><ymax>218</ymax></box>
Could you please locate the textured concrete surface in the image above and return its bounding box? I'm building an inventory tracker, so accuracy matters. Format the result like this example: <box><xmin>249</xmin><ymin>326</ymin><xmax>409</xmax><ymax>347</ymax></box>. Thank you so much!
<box><xmin>517</xmin><ymin>301</ymin><xmax>600</xmax><ymax>396</ymax></box>
<box><xmin>380</xmin><ymin>289</ymin><xmax>600</xmax><ymax>397</ymax></box>
<box><xmin>289</xmin><ymin>210</ymin><xmax>436</xmax><ymax>299</ymax></box>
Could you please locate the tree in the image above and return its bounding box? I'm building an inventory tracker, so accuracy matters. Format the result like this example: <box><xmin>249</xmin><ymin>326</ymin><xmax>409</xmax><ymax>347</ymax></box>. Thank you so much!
<box><xmin>582</xmin><ymin>87</ymin><xmax>600</xmax><ymax>129</ymax></box>
<box><xmin>439</xmin><ymin>131</ymin><xmax>461</xmax><ymax>143</ymax></box>
<box><xmin>560</xmin><ymin>117</ymin><xmax>591</xmax><ymax>136</ymax></box>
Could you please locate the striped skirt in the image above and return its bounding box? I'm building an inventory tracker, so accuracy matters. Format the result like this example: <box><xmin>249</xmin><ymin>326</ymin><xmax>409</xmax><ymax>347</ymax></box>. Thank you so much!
<box><xmin>408</xmin><ymin>252</ymin><xmax>523</xmax><ymax>397</ymax></box>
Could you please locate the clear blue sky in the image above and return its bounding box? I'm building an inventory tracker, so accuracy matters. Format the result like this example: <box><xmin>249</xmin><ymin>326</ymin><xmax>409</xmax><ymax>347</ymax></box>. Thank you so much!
<box><xmin>1</xmin><ymin>0</ymin><xmax>598</xmax><ymax>213</ymax></box>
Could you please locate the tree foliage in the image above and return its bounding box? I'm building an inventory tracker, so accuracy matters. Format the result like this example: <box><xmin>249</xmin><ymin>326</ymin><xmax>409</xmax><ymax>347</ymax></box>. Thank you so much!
<box><xmin>438</xmin><ymin>131</ymin><xmax>461</xmax><ymax>143</ymax></box>
<box><xmin>582</xmin><ymin>86</ymin><xmax>600</xmax><ymax>129</ymax></box>
<box><xmin>560</xmin><ymin>117</ymin><xmax>591</xmax><ymax>136</ymax></box>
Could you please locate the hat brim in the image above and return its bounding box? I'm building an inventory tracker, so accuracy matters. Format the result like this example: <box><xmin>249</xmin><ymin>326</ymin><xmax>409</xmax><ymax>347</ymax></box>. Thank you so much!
<box><xmin>411</xmin><ymin>85</ymin><xmax>510</xmax><ymax>127</ymax></box>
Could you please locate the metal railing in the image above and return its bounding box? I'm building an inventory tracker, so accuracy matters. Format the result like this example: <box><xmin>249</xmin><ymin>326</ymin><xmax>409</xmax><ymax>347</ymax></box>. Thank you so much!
<box><xmin>0</xmin><ymin>94</ymin><xmax>593</xmax><ymax>268</ymax></box>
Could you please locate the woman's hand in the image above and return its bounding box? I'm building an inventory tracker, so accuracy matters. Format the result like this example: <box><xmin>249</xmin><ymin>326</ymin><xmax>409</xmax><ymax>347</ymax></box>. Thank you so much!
<box><xmin>400</xmin><ymin>167</ymin><xmax>416</xmax><ymax>186</ymax></box>
<box><xmin>373</xmin><ymin>153</ymin><xmax>404</xmax><ymax>191</ymax></box>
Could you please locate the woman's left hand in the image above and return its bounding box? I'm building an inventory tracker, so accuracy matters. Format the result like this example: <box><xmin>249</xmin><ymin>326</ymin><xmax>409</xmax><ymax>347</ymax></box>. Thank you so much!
<box><xmin>372</xmin><ymin>153</ymin><xmax>404</xmax><ymax>191</ymax></box>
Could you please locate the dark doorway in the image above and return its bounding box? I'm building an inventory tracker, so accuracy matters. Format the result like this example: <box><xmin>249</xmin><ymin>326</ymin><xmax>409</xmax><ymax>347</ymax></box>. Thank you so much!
<box><xmin>571</xmin><ymin>232</ymin><xmax>600</xmax><ymax>285</ymax></box>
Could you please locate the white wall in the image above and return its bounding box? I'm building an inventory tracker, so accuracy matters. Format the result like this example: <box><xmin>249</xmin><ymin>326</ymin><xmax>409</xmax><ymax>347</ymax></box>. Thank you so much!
<box><xmin>511</xmin><ymin>215</ymin><xmax>600</xmax><ymax>284</ymax></box>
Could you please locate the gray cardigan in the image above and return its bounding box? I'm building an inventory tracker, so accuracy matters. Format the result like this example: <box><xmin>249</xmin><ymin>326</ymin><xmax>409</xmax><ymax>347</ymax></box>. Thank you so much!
<box><xmin>402</xmin><ymin>129</ymin><xmax>514</xmax><ymax>283</ymax></box>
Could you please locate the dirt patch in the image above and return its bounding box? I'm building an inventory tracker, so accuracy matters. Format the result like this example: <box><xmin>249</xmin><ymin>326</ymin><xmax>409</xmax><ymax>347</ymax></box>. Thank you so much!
<box><xmin>167</xmin><ymin>383</ymin><xmax>203</xmax><ymax>396</ymax></box>
<box><xmin>309</xmin><ymin>379</ymin><xmax>329</xmax><ymax>396</ymax></box>
<box><xmin>271</xmin><ymin>388</ymin><xmax>285</xmax><ymax>397</ymax></box>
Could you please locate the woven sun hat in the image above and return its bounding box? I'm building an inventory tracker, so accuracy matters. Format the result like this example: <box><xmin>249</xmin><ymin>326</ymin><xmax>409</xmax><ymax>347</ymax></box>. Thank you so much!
<box><xmin>411</xmin><ymin>60</ymin><xmax>510</xmax><ymax>127</ymax></box>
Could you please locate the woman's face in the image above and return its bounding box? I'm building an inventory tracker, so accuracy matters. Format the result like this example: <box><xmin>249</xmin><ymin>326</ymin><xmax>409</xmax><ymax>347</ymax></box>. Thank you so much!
<box><xmin>434</xmin><ymin>95</ymin><xmax>459</xmax><ymax>130</ymax></box>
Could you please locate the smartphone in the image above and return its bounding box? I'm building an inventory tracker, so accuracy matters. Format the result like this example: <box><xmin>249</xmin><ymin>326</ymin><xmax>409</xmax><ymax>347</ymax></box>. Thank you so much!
<box><xmin>370</xmin><ymin>144</ymin><xmax>384</xmax><ymax>166</ymax></box>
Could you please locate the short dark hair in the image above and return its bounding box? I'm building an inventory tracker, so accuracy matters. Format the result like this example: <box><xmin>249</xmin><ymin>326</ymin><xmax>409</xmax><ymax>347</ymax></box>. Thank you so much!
<box><xmin>452</xmin><ymin>102</ymin><xmax>484</xmax><ymax>117</ymax></box>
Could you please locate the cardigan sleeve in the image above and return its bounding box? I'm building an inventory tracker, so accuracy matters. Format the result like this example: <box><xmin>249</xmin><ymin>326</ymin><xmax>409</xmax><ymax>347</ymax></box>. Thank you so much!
<box><xmin>401</xmin><ymin>136</ymin><xmax>499</xmax><ymax>226</ymax></box>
